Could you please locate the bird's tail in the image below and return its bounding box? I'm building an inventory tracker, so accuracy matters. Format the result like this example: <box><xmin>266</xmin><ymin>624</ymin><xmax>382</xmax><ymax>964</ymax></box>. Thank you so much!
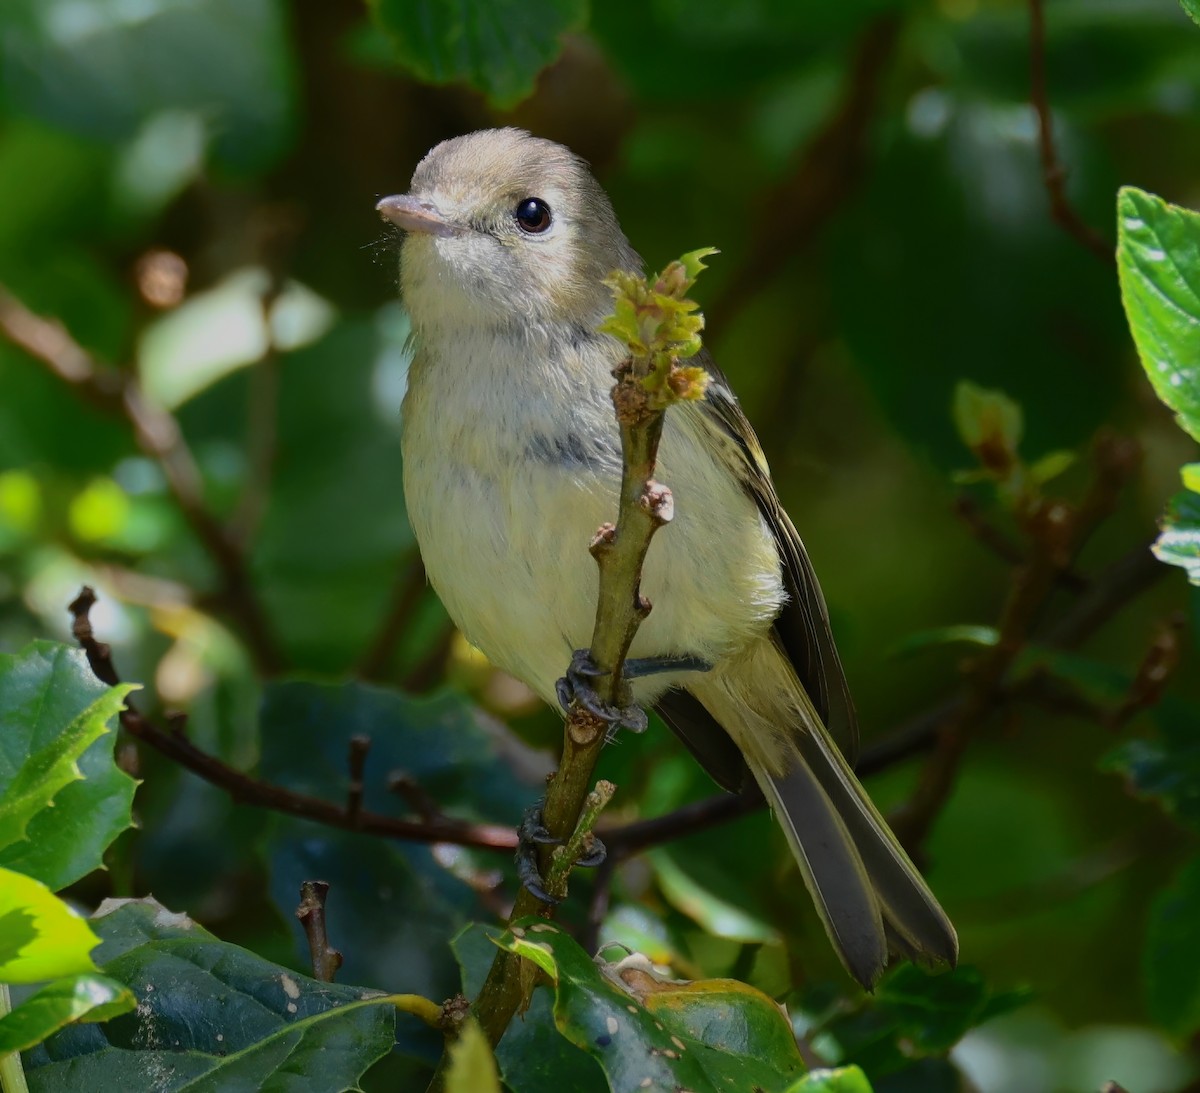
<box><xmin>692</xmin><ymin>644</ymin><xmax>958</xmax><ymax>989</ymax></box>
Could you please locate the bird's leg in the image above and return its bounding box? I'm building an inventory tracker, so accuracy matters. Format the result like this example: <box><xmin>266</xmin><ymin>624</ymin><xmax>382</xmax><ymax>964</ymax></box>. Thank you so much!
<box><xmin>555</xmin><ymin>649</ymin><xmax>712</xmax><ymax>736</ymax></box>
<box><xmin>514</xmin><ymin>801</ymin><xmax>607</xmax><ymax>905</ymax></box>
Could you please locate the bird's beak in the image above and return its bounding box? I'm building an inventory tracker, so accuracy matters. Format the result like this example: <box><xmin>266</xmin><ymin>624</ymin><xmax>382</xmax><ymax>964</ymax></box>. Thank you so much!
<box><xmin>375</xmin><ymin>194</ymin><xmax>462</xmax><ymax>238</ymax></box>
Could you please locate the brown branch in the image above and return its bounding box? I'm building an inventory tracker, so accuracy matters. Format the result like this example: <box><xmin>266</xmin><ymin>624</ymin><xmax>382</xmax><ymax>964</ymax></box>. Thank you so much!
<box><xmin>68</xmin><ymin>586</ymin><xmax>515</xmax><ymax>852</ymax></box>
<box><xmin>0</xmin><ymin>286</ymin><xmax>284</xmax><ymax>674</ymax></box>
<box><xmin>891</xmin><ymin>433</ymin><xmax>1142</xmax><ymax>847</ymax></box>
<box><xmin>358</xmin><ymin>552</ymin><xmax>428</xmax><ymax>681</ymax></box>
<box><xmin>1028</xmin><ymin>0</ymin><xmax>1113</xmax><ymax>264</ymax></box>
<box><xmin>707</xmin><ymin>14</ymin><xmax>901</xmax><ymax>333</ymax></box>
<box><xmin>296</xmin><ymin>880</ymin><xmax>344</xmax><ymax>982</ymax></box>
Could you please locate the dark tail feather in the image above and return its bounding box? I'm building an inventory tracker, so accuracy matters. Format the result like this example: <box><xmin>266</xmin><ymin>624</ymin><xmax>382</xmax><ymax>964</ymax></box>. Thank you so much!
<box><xmin>753</xmin><ymin>729</ymin><xmax>958</xmax><ymax>989</ymax></box>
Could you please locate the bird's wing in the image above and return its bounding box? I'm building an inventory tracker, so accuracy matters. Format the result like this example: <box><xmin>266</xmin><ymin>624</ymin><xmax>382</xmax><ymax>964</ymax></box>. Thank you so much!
<box><xmin>689</xmin><ymin>348</ymin><xmax>859</xmax><ymax>762</ymax></box>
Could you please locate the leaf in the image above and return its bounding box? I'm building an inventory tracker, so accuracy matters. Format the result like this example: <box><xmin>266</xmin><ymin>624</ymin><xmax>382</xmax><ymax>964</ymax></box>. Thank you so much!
<box><xmin>1028</xmin><ymin>450</ymin><xmax>1076</xmax><ymax>485</ymax></box>
<box><xmin>888</xmin><ymin>625</ymin><xmax>1000</xmax><ymax>660</ymax></box>
<box><xmin>366</xmin><ymin>0</ymin><xmax>588</xmax><ymax>108</ymax></box>
<box><xmin>0</xmin><ymin>974</ymin><xmax>134</xmax><ymax>1053</ymax></box>
<box><xmin>952</xmin><ymin>381</ymin><xmax>1022</xmax><ymax>474</ymax></box>
<box><xmin>1117</xmin><ymin>187</ymin><xmax>1200</xmax><ymax>442</ymax></box>
<box><xmin>0</xmin><ymin>641</ymin><xmax>136</xmax><ymax>870</ymax></box>
<box><xmin>452</xmin><ymin>924</ymin><xmax>607</xmax><ymax>1093</ymax></box>
<box><xmin>1145</xmin><ymin>856</ymin><xmax>1200</xmax><ymax>1036</ymax></box>
<box><xmin>497</xmin><ymin>919</ymin><xmax>806</xmax><ymax>1093</ymax></box>
<box><xmin>813</xmin><ymin>965</ymin><xmax>1031</xmax><ymax>1076</ymax></box>
<box><xmin>0</xmin><ymin>868</ymin><xmax>100</xmax><ymax>984</ymax></box>
<box><xmin>23</xmin><ymin>897</ymin><xmax>396</xmax><ymax>1092</ymax></box>
<box><xmin>784</xmin><ymin>1068</ymin><xmax>874</xmax><ymax>1093</ymax></box>
<box><xmin>1182</xmin><ymin>0</ymin><xmax>1200</xmax><ymax>29</ymax></box>
<box><xmin>446</xmin><ymin>1018</ymin><xmax>503</xmax><ymax>1093</ymax></box>
<box><xmin>1104</xmin><ymin>733</ymin><xmax>1200</xmax><ymax>833</ymax></box>
<box><xmin>1152</xmin><ymin>490</ymin><xmax>1200</xmax><ymax>585</ymax></box>
<box><xmin>647</xmin><ymin>848</ymin><xmax>780</xmax><ymax>944</ymax></box>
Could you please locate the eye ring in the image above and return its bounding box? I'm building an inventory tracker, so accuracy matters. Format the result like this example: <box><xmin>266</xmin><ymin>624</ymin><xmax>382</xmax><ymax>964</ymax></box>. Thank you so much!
<box><xmin>514</xmin><ymin>198</ymin><xmax>552</xmax><ymax>234</ymax></box>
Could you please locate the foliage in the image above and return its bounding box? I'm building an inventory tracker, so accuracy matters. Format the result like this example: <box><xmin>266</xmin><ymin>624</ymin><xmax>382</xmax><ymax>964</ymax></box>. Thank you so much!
<box><xmin>1</xmin><ymin>0</ymin><xmax>1200</xmax><ymax>1092</ymax></box>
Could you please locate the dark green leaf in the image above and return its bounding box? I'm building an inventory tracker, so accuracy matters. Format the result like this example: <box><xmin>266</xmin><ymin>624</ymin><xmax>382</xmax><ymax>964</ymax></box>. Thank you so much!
<box><xmin>367</xmin><ymin>0</ymin><xmax>587</xmax><ymax>107</ymax></box>
<box><xmin>1117</xmin><ymin>187</ymin><xmax>1200</xmax><ymax>442</ymax></box>
<box><xmin>0</xmin><ymin>974</ymin><xmax>134</xmax><ymax>1053</ymax></box>
<box><xmin>0</xmin><ymin>642</ymin><xmax>136</xmax><ymax>880</ymax></box>
<box><xmin>24</xmin><ymin>898</ymin><xmax>395</xmax><ymax>1091</ymax></box>
<box><xmin>1145</xmin><ymin>856</ymin><xmax>1200</xmax><ymax>1036</ymax></box>
<box><xmin>497</xmin><ymin>918</ymin><xmax>806</xmax><ymax>1092</ymax></box>
<box><xmin>1105</xmin><ymin>734</ymin><xmax>1200</xmax><ymax>832</ymax></box>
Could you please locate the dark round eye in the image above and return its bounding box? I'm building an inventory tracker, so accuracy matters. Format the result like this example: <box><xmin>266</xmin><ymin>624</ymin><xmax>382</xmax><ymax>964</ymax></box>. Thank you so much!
<box><xmin>514</xmin><ymin>198</ymin><xmax>552</xmax><ymax>234</ymax></box>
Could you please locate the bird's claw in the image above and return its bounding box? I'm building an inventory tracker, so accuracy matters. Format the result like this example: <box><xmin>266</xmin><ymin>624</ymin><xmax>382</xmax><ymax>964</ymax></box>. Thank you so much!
<box><xmin>515</xmin><ymin>803</ymin><xmax>609</xmax><ymax>904</ymax></box>
<box><xmin>555</xmin><ymin>649</ymin><xmax>648</xmax><ymax>736</ymax></box>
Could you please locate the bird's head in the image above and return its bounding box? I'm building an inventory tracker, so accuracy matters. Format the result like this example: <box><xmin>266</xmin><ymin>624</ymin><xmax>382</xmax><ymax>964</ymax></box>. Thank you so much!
<box><xmin>378</xmin><ymin>128</ymin><xmax>638</xmax><ymax>331</ymax></box>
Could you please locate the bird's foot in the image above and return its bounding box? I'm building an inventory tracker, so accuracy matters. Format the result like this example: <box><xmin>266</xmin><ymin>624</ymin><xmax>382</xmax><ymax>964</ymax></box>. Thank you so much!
<box><xmin>515</xmin><ymin>802</ymin><xmax>607</xmax><ymax>905</ymax></box>
<box><xmin>555</xmin><ymin>649</ymin><xmax>648</xmax><ymax>735</ymax></box>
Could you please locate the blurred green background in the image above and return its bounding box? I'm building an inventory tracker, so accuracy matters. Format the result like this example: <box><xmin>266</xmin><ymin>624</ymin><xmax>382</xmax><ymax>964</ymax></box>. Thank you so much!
<box><xmin>1</xmin><ymin>0</ymin><xmax>1199</xmax><ymax>1090</ymax></box>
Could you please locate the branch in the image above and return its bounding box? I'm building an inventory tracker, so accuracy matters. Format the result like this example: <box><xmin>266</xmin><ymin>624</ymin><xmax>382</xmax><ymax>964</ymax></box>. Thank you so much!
<box><xmin>68</xmin><ymin>586</ymin><xmax>515</xmax><ymax>853</ymax></box>
<box><xmin>890</xmin><ymin>432</ymin><xmax>1142</xmax><ymax>847</ymax></box>
<box><xmin>708</xmin><ymin>14</ymin><xmax>901</xmax><ymax>333</ymax></box>
<box><xmin>0</xmin><ymin>286</ymin><xmax>284</xmax><ymax>674</ymax></box>
<box><xmin>357</xmin><ymin>552</ymin><xmax>428</xmax><ymax>681</ymax></box>
<box><xmin>466</xmin><ymin>253</ymin><xmax>714</xmax><ymax>1055</ymax></box>
<box><xmin>1028</xmin><ymin>0</ymin><xmax>1113</xmax><ymax>264</ymax></box>
<box><xmin>296</xmin><ymin>880</ymin><xmax>344</xmax><ymax>982</ymax></box>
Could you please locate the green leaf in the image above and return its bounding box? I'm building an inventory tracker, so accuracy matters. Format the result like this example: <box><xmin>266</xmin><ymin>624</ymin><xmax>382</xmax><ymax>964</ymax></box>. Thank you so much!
<box><xmin>888</xmin><ymin>625</ymin><xmax>1000</xmax><ymax>660</ymax></box>
<box><xmin>1153</xmin><ymin>490</ymin><xmax>1200</xmax><ymax>585</ymax></box>
<box><xmin>1182</xmin><ymin>0</ymin><xmax>1200</xmax><ymax>29</ymax></box>
<box><xmin>453</xmin><ymin>924</ymin><xmax>607</xmax><ymax>1093</ymax></box>
<box><xmin>0</xmin><ymin>642</ymin><xmax>136</xmax><ymax>870</ymax></box>
<box><xmin>497</xmin><ymin>919</ymin><xmax>806</xmax><ymax>1093</ymax></box>
<box><xmin>1027</xmin><ymin>449</ymin><xmax>1076</xmax><ymax>485</ymax></box>
<box><xmin>1104</xmin><ymin>734</ymin><xmax>1200</xmax><ymax>832</ymax></box>
<box><xmin>366</xmin><ymin>0</ymin><xmax>588</xmax><ymax>108</ymax></box>
<box><xmin>813</xmin><ymin>965</ymin><xmax>1030</xmax><ymax>1075</ymax></box>
<box><xmin>783</xmin><ymin>1067</ymin><xmax>874</xmax><ymax>1093</ymax></box>
<box><xmin>0</xmin><ymin>868</ymin><xmax>99</xmax><ymax>984</ymax></box>
<box><xmin>446</xmin><ymin>1018</ymin><xmax>502</xmax><ymax>1093</ymax></box>
<box><xmin>0</xmin><ymin>974</ymin><xmax>134</xmax><ymax>1053</ymax></box>
<box><xmin>1145</xmin><ymin>856</ymin><xmax>1200</xmax><ymax>1035</ymax></box>
<box><xmin>648</xmin><ymin>848</ymin><xmax>780</xmax><ymax>943</ymax></box>
<box><xmin>23</xmin><ymin>897</ymin><xmax>396</xmax><ymax>1091</ymax></box>
<box><xmin>952</xmin><ymin>381</ymin><xmax>1022</xmax><ymax>474</ymax></box>
<box><xmin>1117</xmin><ymin>187</ymin><xmax>1200</xmax><ymax>442</ymax></box>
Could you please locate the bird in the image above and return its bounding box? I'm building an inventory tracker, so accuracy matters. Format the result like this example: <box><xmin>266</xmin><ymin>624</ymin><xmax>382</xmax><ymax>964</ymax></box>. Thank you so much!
<box><xmin>376</xmin><ymin>127</ymin><xmax>957</xmax><ymax>989</ymax></box>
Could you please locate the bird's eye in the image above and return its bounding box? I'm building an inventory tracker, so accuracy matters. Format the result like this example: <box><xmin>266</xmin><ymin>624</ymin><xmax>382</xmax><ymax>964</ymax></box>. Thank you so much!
<box><xmin>514</xmin><ymin>198</ymin><xmax>552</xmax><ymax>234</ymax></box>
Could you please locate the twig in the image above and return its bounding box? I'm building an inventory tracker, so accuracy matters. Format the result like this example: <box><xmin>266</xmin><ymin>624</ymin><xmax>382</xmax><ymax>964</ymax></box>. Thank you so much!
<box><xmin>0</xmin><ymin>287</ymin><xmax>284</xmax><ymax>674</ymax></box>
<box><xmin>230</xmin><ymin>203</ymin><xmax>301</xmax><ymax>543</ymax></box>
<box><xmin>891</xmin><ymin>433</ymin><xmax>1141</xmax><ymax>847</ymax></box>
<box><xmin>1028</xmin><ymin>0</ymin><xmax>1113</xmax><ymax>263</ymax></box>
<box><xmin>708</xmin><ymin>14</ymin><xmax>901</xmax><ymax>332</ymax></box>
<box><xmin>296</xmin><ymin>880</ymin><xmax>343</xmax><ymax>982</ymax></box>
<box><xmin>358</xmin><ymin>553</ymin><xmax>429</xmax><ymax>680</ymax></box>
<box><xmin>68</xmin><ymin>586</ymin><xmax>516</xmax><ymax>852</ymax></box>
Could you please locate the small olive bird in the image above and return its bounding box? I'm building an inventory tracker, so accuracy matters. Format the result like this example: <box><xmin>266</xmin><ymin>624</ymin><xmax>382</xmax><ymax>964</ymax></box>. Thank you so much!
<box><xmin>377</xmin><ymin>128</ymin><xmax>957</xmax><ymax>988</ymax></box>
